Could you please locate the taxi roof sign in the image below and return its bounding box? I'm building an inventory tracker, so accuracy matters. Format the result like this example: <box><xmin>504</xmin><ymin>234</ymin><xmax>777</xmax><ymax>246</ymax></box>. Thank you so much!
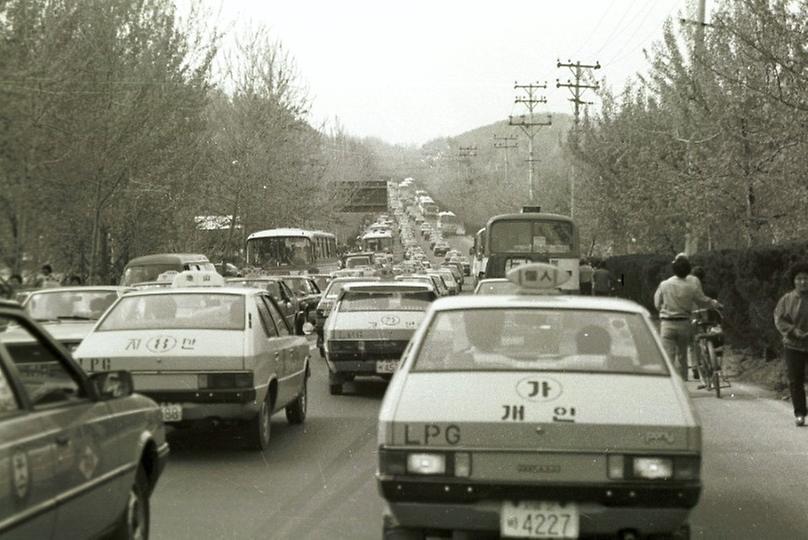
<box><xmin>506</xmin><ymin>262</ymin><xmax>570</xmax><ymax>293</ymax></box>
<box><xmin>171</xmin><ymin>270</ymin><xmax>225</xmax><ymax>288</ymax></box>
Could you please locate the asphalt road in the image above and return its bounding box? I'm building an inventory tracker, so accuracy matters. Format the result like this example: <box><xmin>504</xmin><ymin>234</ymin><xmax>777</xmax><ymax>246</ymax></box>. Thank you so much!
<box><xmin>149</xmin><ymin>234</ymin><xmax>808</xmax><ymax>539</ymax></box>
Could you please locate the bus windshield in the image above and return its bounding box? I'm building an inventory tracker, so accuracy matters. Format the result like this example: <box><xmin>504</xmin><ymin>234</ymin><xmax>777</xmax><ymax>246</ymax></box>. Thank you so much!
<box><xmin>246</xmin><ymin>237</ymin><xmax>313</xmax><ymax>267</ymax></box>
<box><xmin>489</xmin><ymin>220</ymin><xmax>573</xmax><ymax>254</ymax></box>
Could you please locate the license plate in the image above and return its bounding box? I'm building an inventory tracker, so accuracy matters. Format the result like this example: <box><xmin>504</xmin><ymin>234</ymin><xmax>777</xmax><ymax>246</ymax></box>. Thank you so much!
<box><xmin>160</xmin><ymin>403</ymin><xmax>183</xmax><ymax>422</ymax></box>
<box><xmin>376</xmin><ymin>360</ymin><xmax>399</xmax><ymax>373</ymax></box>
<box><xmin>501</xmin><ymin>501</ymin><xmax>579</xmax><ymax>539</ymax></box>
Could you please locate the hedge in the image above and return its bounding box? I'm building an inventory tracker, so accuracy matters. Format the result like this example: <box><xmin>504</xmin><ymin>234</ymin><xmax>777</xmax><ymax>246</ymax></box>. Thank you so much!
<box><xmin>604</xmin><ymin>242</ymin><xmax>808</xmax><ymax>357</ymax></box>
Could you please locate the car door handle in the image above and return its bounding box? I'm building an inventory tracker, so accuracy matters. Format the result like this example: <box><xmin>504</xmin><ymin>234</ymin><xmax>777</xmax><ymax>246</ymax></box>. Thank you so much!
<box><xmin>55</xmin><ymin>434</ymin><xmax>70</xmax><ymax>446</ymax></box>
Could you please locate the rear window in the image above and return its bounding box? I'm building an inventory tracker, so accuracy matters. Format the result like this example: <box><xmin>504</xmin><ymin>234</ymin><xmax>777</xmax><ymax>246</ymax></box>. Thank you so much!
<box><xmin>346</xmin><ymin>257</ymin><xmax>371</xmax><ymax>268</ymax></box>
<box><xmin>26</xmin><ymin>290</ymin><xmax>119</xmax><ymax>321</ymax></box>
<box><xmin>121</xmin><ymin>264</ymin><xmax>180</xmax><ymax>286</ymax></box>
<box><xmin>98</xmin><ymin>293</ymin><xmax>245</xmax><ymax>331</ymax></box>
<box><xmin>413</xmin><ymin>309</ymin><xmax>667</xmax><ymax>375</ymax></box>
<box><xmin>339</xmin><ymin>290</ymin><xmax>435</xmax><ymax>312</ymax></box>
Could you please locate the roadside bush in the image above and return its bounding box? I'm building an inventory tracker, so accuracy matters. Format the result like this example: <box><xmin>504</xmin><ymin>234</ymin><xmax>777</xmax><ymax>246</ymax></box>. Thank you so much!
<box><xmin>606</xmin><ymin>242</ymin><xmax>808</xmax><ymax>356</ymax></box>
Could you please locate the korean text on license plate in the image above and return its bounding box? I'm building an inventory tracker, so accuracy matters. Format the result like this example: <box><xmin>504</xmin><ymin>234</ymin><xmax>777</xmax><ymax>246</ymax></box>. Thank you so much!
<box><xmin>160</xmin><ymin>403</ymin><xmax>183</xmax><ymax>422</ymax></box>
<box><xmin>376</xmin><ymin>360</ymin><xmax>399</xmax><ymax>374</ymax></box>
<box><xmin>501</xmin><ymin>501</ymin><xmax>579</xmax><ymax>539</ymax></box>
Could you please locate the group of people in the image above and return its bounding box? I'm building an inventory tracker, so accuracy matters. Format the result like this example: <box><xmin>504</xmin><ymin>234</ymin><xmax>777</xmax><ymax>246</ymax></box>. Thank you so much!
<box><xmin>578</xmin><ymin>258</ymin><xmax>614</xmax><ymax>296</ymax></box>
<box><xmin>651</xmin><ymin>252</ymin><xmax>808</xmax><ymax>428</ymax></box>
<box><xmin>1</xmin><ymin>264</ymin><xmax>84</xmax><ymax>300</ymax></box>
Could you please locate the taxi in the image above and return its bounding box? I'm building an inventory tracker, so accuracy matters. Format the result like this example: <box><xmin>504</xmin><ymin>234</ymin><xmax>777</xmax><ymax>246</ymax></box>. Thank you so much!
<box><xmin>323</xmin><ymin>282</ymin><xmax>437</xmax><ymax>395</ymax></box>
<box><xmin>74</xmin><ymin>271</ymin><xmax>311</xmax><ymax>451</ymax></box>
<box><xmin>473</xmin><ymin>277</ymin><xmax>519</xmax><ymax>295</ymax></box>
<box><xmin>377</xmin><ymin>264</ymin><xmax>701</xmax><ymax>539</ymax></box>
<box><xmin>0</xmin><ymin>299</ymin><xmax>168</xmax><ymax>539</ymax></box>
<box><xmin>314</xmin><ymin>276</ymin><xmax>380</xmax><ymax>357</ymax></box>
<box><xmin>5</xmin><ymin>286</ymin><xmax>124</xmax><ymax>353</ymax></box>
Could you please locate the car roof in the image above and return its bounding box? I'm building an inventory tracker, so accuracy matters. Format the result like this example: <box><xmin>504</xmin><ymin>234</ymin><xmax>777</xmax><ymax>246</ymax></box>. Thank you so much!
<box><xmin>114</xmin><ymin>286</ymin><xmax>260</xmax><ymax>298</ymax></box>
<box><xmin>125</xmin><ymin>253</ymin><xmax>209</xmax><ymax>264</ymax></box>
<box><xmin>429</xmin><ymin>294</ymin><xmax>649</xmax><ymax>314</ymax></box>
<box><xmin>24</xmin><ymin>286</ymin><xmax>124</xmax><ymax>294</ymax></box>
<box><xmin>342</xmin><ymin>282</ymin><xmax>432</xmax><ymax>292</ymax></box>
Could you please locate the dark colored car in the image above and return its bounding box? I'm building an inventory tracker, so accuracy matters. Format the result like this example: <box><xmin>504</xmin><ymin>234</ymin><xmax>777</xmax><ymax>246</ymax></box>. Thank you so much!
<box><xmin>277</xmin><ymin>275</ymin><xmax>323</xmax><ymax>332</ymax></box>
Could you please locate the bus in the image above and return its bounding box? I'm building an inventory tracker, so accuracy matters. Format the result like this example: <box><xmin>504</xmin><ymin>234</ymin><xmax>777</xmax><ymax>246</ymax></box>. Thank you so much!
<box><xmin>245</xmin><ymin>228</ymin><xmax>339</xmax><ymax>274</ymax></box>
<box><xmin>361</xmin><ymin>230</ymin><xmax>394</xmax><ymax>253</ymax></box>
<box><xmin>437</xmin><ymin>211</ymin><xmax>459</xmax><ymax>235</ymax></box>
<box><xmin>418</xmin><ymin>196</ymin><xmax>439</xmax><ymax>218</ymax></box>
<box><xmin>471</xmin><ymin>227</ymin><xmax>487</xmax><ymax>280</ymax></box>
<box><xmin>484</xmin><ymin>209</ymin><xmax>580</xmax><ymax>292</ymax></box>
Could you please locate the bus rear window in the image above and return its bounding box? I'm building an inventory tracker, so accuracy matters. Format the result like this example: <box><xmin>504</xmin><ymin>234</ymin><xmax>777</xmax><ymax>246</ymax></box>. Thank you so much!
<box><xmin>489</xmin><ymin>221</ymin><xmax>573</xmax><ymax>254</ymax></box>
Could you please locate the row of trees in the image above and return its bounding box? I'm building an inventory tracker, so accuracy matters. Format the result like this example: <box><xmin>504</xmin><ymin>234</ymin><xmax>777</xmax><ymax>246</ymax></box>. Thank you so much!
<box><xmin>0</xmin><ymin>0</ymin><xmax>379</xmax><ymax>283</ymax></box>
<box><xmin>572</xmin><ymin>0</ymin><xmax>808</xmax><ymax>256</ymax></box>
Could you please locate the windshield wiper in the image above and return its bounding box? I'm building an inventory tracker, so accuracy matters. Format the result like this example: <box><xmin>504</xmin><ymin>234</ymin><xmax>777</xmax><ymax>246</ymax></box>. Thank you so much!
<box><xmin>56</xmin><ymin>316</ymin><xmax>93</xmax><ymax>321</ymax></box>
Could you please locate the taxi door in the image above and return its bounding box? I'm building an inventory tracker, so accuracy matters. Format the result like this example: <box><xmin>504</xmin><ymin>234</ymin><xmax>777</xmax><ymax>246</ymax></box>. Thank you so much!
<box><xmin>252</xmin><ymin>296</ymin><xmax>287</xmax><ymax>409</ymax></box>
<box><xmin>0</xmin><ymin>347</ymin><xmax>57</xmax><ymax>539</ymax></box>
<box><xmin>1</xmin><ymin>321</ymin><xmax>122</xmax><ymax>538</ymax></box>
<box><xmin>261</xmin><ymin>295</ymin><xmax>306</xmax><ymax>407</ymax></box>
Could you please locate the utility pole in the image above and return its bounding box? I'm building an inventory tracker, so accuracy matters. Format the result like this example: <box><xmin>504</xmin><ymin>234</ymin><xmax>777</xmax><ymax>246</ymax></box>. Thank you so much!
<box><xmin>457</xmin><ymin>145</ymin><xmax>477</xmax><ymax>185</ymax></box>
<box><xmin>493</xmin><ymin>135</ymin><xmax>518</xmax><ymax>185</ymax></box>
<box><xmin>556</xmin><ymin>60</ymin><xmax>600</xmax><ymax>219</ymax></box>
<box><xmin>509</xmin><ymin>82</ymin><xmax>551</xmax><ymax>202</ymax></box>
<box><xmin>679</xmin><ymin>0</ymin><xmax>708</xmax><ymax>254</ymax></box>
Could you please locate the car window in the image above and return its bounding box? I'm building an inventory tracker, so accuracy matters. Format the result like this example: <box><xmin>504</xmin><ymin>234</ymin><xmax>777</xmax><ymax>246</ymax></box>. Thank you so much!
<box><xmin>254</xmin><ymin>297</ymin><xmax>279</xmax><ymax>337</ymax></box>
<box><xmin>340</xmin><ymin>290</ymin><xmax>434</xmax><ymax>312</ymax></box>
<box><xmin>262</xmin><ymin>297</ymin><xmax>290</xmax><ymax>336</ymax></box>
<box><xmin>0</xmin><ymin>318</ymin><xmax>86</xmax><ymax>408</ymax></box>
<box><xmin>98</xmin><ymin>293</ymin><xmax>245</xmax><ymax>331</ymax></box>
<box><xmin>26</xmin><ymin>290</ymin><xmax>118</xmax><ymax>321</ymax></box>
<box><xmin>413</xmin><ymin>309</ymin><xmax>668</xmax><ymax>375</ymax></box>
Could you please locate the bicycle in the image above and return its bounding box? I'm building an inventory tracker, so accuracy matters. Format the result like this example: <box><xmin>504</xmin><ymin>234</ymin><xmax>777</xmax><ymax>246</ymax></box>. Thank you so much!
<box><xmin>691</xmin><ymin>307</ymin><xmax>730</xmax><ymax>397</ymax></box>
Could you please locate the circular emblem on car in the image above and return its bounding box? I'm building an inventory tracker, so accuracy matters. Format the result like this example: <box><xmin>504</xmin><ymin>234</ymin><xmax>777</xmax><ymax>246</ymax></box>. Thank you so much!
<box><xmin>380</xmin><ymin>315</ymin><xmax>400</xmax><ymax>326</ymax></box>
<box><xmin>516</xmin><ymin>376</ymin><xmax>563</xmax><ymax>402</ymax></box>
<box><xmin>146</xmin><ymin>336</ymin><xmax>177</xmax><ymax>353</ymax></box>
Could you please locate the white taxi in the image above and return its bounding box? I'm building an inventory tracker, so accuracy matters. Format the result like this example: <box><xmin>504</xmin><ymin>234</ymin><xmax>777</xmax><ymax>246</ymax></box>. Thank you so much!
<box><xmin>323</xmin><ymin>282</ymin><xmax>437</xmax><ymax>395</ymax></box>
<box><xmin>377</xmin><ymin>264</ymin><xmax>701</xmax><ymax>539</ymax></box>
<box><xmin>74</xmin><ymin>271</ymin><xmax>311</xmax><ymax>450</ymax></box>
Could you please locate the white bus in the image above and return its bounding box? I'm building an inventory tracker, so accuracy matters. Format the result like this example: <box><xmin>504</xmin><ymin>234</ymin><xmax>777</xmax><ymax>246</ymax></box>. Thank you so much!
<box><xmin>245</xmin><ymin>228</ymin><xmax>339</xmax><ymax>274</ymax></box>
<box><xmin>418</xmin><ymin>196</ymin><xmax>438</xmax><ymax>218</ymax></box>
<box><xmin>437</xmin><ymin>211</ymin><xmax>459</xmax><ymax>235</ymax></box>
<box><xmin>361</xmin><ymin>230</ymin><xmax>394</xmax><ymax>253</ymax></box>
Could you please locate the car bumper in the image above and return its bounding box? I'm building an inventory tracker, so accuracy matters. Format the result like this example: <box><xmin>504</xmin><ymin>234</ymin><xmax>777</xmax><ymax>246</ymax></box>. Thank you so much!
<box><xmin>326</xmin><ymin>359</ymin><xmax>400</xmax><ymax>375</ymax></box>
<box><xmin>143</xmin><ymin>390</ymin><xmax>259</xmax><ymax>422</ymax></box>
<box><xmin>379</xmin><ymin>478</ymin><xmax>700</xmax><ymax>535</ymax></box>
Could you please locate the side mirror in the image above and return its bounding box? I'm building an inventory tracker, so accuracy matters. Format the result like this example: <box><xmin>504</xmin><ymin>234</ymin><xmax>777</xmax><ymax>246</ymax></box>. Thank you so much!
<box><xmin>90</xmin><ymin>370</ymin><xmax>133</xmax><ymax>400</ymax></box>
<box><xmin>302</xmin><ymin>322</ymin><xmax>315</xmax><ymax>335</ymax></box>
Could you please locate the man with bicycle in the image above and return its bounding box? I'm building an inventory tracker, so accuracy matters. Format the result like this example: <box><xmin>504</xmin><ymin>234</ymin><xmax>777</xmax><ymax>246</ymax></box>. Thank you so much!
<box><xmin>654</xmin><ymin>255</ymin><xmax>721</xmax><ymax>380</ymax></box>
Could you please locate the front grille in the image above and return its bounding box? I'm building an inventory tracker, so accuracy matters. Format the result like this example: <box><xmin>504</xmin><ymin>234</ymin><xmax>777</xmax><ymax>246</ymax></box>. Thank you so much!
<box><xmin>328</xmin><ymin>340</ymin><xmax>409</xmax><ymax>360</ymax></box>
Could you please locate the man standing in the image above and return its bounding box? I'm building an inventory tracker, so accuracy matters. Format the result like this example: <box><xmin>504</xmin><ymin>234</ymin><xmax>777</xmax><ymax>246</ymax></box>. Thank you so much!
<box><xmin>654</xmin><ymin>255</ymin><xmax>721</xmax><ymax>380</ymax></box>
<box><xmin>33</xmin><ymin>264</ymin><xmax>56</xmax><ymax>288</ymax></box>
<box><xmin>592</xmin><ymin>261</ymin><xmax>613</xmax><ymax>296</ymax></box>
<box><xmin>579</xmin><ymin>259</ymin><xmax>593</xmax><ymax>295</ymax></box>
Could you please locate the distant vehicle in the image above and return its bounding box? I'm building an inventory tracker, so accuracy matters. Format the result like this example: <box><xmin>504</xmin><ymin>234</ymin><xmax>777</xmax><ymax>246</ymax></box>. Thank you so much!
<box><xmin>418</xmin><ymin>196</ymin><xmax>439</xmax><ymax>218</ymax></box>
<box><xmin>8</xmin><ymin>286</ymin><xmax>124</xmax><ymax>353</ymax></box>
<box><xmin>314</xmin><ymin>276</ymin><xmax>381</xmax><ymax>356</ymax></box>
<box><xmin>437</xmin><ymin>210</ymin><xmax>459</xmax><ymax>235</ymax></box>
<box><xmin>214</xmin><ymin>262</ymin><xmax>242</xmax><ymax>277</ymax></box>
<box><xmin>226</xmin><ymin>276</ymin><xmax>300</xmax><ymax>332</ymax></box>
<box><xmin>245</xmin><ymin>228</ymin><xmax>339</xmax><ymax>275</ymax></box>
<box><xmin>361</xmin><ymin>230</ymin><xmax>394</xmax><ymax>254</ymax></box>
<box><xmin>324</xmin><ymin>282</ymin><xmax>437</xmax><ymax>395</ymax></box>
<box><xmin>377</xmin><ymin>263</ymin><xmax>701</xmax><ymax>539</ymax></box>
<box><xmin>473</xmin><ymin>278</ymin><xmax>519</xmax><ymax>295</ymax></box>
<box><xmin>485</xmin><ymin>208</ymin><xmax>580</xmax><ymax>292</ymax></box>
<box><xmin>120</xmin><ymin>253</ymin><xmax>215</xmax><ymax>287</ymax></box>
<box><xmin>433</xmin><ymin>241</ymin><xmax>450</xmax><ymax>257</ymax></box>
<box><xmin>75</xmin><ymin>271</ymin><xmax>311</xmax><ymax>451</ymax></box>
<box><xmin>0</xmin><ymin>299</ymin><xmax>168</xmax><ymax>539</ymax></box>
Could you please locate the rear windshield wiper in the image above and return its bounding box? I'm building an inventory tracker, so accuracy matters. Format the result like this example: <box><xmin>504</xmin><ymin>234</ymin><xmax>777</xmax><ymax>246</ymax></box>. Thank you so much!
<box><xmin>56</xmin><ymin>316</ymin><xmax>94</xmax><ymax>321</ymax></box>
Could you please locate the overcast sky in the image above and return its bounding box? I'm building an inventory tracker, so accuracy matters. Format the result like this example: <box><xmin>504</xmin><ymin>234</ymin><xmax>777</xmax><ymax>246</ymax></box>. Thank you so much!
<box><xmin>200</xmin><ymin>1</ymin><xmax>706</xmax><ymax>146</ymax></box>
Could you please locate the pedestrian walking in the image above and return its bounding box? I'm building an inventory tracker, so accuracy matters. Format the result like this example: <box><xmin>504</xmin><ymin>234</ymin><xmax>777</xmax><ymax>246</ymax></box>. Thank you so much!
<box><xmin>592</xmin><ymin>261</ymin><xmax>613</xmax><ymax>296</ymax></box>
<box><xmin>33</xmin><ymin>264</ymin><xmax>58</xmax><ymax>288</ymax></box>
<box><xmin>654</xmin><ymin>255</ymin><xmax>720</xmax><ymax>380</ymax></box>
<box><xmin>579</xmin><ymin>259</ymin><xmax>593</xmax><ymax>295</ymax></box>
<box><xmin>773</xmin><ymin>261</ymin><xmax>808</xmax><ymax>427</ymax></box>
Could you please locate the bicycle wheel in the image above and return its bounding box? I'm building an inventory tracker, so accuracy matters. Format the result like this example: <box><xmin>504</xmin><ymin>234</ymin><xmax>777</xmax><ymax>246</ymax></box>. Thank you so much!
<box><xmin>696</xmin><ymin>339</ymin><xmax>713</xmax><ymax>389</ymax></box>
<box><xmin>707</xmin><ymin>341</ymin><xmax>721</xmax><ymax>398</ymax></box>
